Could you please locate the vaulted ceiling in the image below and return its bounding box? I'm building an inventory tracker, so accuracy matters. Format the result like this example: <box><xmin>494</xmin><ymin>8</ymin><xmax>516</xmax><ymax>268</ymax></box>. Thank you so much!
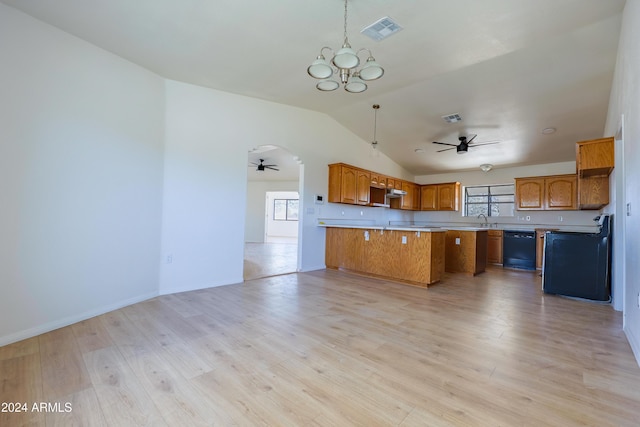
<box><xmin>1</xmin><ymin>0</ymin><xmax>626</xmax><ymax>175</ymax></box>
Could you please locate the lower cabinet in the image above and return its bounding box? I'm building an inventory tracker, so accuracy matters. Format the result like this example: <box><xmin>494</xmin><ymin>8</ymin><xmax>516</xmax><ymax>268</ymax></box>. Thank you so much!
<box><xmin>325</xmin><ymin>227</ymin><xmax>445</xmax><ymax>287</ymax></box>
<box><xmin>445</xmin><ymin>230</ymin><xmax>488</xmax><ymax>275</ymax></box>
<box><xmin>535</xmin><ymin>228</ymin><xmax>558</xmax><ymax>269</ymax></box>
<box><xmin>487</xmin><ymin>230</ymin><xmax>503</xmax><ymax>264</ymax></box>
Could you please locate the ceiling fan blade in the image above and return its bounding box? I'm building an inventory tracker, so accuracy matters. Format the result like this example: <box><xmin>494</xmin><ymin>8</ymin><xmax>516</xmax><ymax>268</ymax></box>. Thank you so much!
<box><xmin>437</xmin><ymin>147</ymin><xmax>456</xmax><ymax>152</ymax></box>
<box><xmin>466</xmin><ymin>134</ymin><xmax>478</xmax><ymax>144</ymax></box>
<box><xmin>471</xmin><ymin>141</ymin><xmax>500</xmax><ymax>147</ymax></box>
<box><xmin>432</xmin><ymin>141</ymin><xmax>458</xmax><ymax>147</ymax></box>
<box><xmin>265</xmin><ymin>166</ymin><xmax>279</xmax><ymax>171</ymax></box>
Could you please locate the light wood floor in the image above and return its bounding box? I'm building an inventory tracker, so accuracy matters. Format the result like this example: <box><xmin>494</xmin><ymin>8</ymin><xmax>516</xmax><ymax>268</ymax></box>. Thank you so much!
<box><xmin>244</xmin><ymin>242</ymin><xmax>298</xmax><ymax>281</ymax></box>
<box><xmin>2</xmin><ymin>267</ymin><xmax>639</xmax><ymax>426</ymax></box>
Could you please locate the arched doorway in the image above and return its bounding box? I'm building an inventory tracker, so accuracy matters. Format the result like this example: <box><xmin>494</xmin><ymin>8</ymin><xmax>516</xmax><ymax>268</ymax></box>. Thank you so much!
<box><xmin>244</xmin><ymin>145</ymin><xmax>301</xmax><ymax>280</ymax></box>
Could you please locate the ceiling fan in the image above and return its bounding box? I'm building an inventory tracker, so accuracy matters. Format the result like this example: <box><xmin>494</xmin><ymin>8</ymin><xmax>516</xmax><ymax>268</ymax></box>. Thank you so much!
<box><xmin>432</xmin><ymin>134</ymin><xmax>500</xmax><ymax>154</ymax></box>
<box><xmin>250</xmin><ymin>159</ymin><xmax>279</xmax><ymax>171</ymax></box>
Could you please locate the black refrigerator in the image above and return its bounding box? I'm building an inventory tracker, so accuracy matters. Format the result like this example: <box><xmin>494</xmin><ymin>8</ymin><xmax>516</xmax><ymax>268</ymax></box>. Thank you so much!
<box><xmin>542</xmin><ymin>215</ymin><xmax>612</xmax><ymax>301</ymax></box>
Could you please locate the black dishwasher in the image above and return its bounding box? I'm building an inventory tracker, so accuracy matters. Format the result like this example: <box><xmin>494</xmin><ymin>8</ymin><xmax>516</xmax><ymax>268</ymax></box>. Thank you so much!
<box><xmin>503</xmin><ymin>230</ymin><xmax>536</xmax><ymax>270</ymax></box>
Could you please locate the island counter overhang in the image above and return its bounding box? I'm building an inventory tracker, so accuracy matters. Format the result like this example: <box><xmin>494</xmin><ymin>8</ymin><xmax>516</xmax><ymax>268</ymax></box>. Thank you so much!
<box><xmin>320</xmin><ymin>225</ymin><xmax>448</xmax><ymax>287</ymax></box>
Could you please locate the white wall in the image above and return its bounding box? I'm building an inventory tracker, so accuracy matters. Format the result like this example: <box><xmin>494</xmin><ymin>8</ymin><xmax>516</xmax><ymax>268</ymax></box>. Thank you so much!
<box><xmin>245</xmin><ymin>182</ymin><xmax>299</xmax><ymax>243</ymax></box>
<box><xmin>159</xmin><ymin>79</ymin><xmax>414</xmax><ymax>292</ymax></box>
<box><xmin>415</xmin><ymin>161</ymin><xmax>599</xmax><ymax>229</ymax></box>
<box><xmin>604</xmin><ymin>0</ymin><xmax>640</xmax><ymax>364</ymax></box>
<box><xmin>0</xmin><ymin>5</ymin><xmax>165</xmax><ymax>345</ymax></box>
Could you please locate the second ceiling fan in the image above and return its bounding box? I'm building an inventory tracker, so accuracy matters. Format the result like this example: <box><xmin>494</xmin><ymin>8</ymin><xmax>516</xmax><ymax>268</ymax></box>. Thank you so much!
<box><xmin>432</xmin><ymin>134</ymin><xmax>500</xmax><ymax>154</ymax></box>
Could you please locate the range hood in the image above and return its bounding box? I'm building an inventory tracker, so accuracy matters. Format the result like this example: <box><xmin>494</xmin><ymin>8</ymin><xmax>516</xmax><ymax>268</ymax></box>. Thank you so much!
<box><xmin>386</xmin><ymin>188</ymin><xmax>407</xmax><ymax>198</ymax></box>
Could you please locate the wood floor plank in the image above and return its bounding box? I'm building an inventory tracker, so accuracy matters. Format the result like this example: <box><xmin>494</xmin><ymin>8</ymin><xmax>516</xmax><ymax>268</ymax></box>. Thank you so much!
<box><xmin>38</xmin><ymin>328</ymin><xmax>91</xmax><ymax>400</ymax></box>
<box><xmin>1</xmin><ymin>267</ymin><xmax>639</xmax><ymax>426</ymax></box>
<box><xmin>0</xmin><ymin>353</ymin><xmax>45</xmax><ymax>427</ymax></box>
<box><xmin>82</xmin><ymin>346</ymin><xmax>167</xmax><ymax>426</ymax></box>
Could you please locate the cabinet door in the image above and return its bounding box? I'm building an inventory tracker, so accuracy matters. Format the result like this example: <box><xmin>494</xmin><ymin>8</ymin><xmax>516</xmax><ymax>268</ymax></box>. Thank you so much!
<box><xmin>515</xmin><ymin>178</ymin><xmax>545</xmax><ymax>210</ymax></box>
<box><xmin>487</xmin><ymin>231</ymin><xmax>503</xmax><ymax>264</ymax></box>
<box><xmin>386</xmin><ymin>178</ymin><xmax>395</xmax><ymax>189</ymax></box>
<box><xmin>578</xmin><ymin>176</ymin><xmax>609</xmax><ymax>210</ymax></box>
<box><xmin>437</xmin><ymin>183</ymin><xmax>460</xmax><ymax>211</ymax></box>
<box><xmin>576</xmin><ymin>137</ymin><xmax>614</xmax><ymax>177</ymax></box>
<box><xmin>340</xmin><ymin>166</ymin><xmax>358</xmax><ymax>204</ymax></box>
<box><xmin>356</xmin><ymin>170</ymin><xmax>370</xmax><ymax>205</ymax></box>
<box><xmin>535</xmin><ymin>230</ymin><xmax>545</xmax><ymax>269</ymax></box>
<box><xmin>420</xmin><ymin>185</ymin><xmax>437</xmax><ymax>210</ymax></box>
<box><xmin>401</xmin><ymin>182</ymin><xmax>413</xmax><ymax>210</ymax></box>
<box><xmin>546</xmin><ymin>175</ymin><xmax>577</xmax><ymax>210</ymax></box>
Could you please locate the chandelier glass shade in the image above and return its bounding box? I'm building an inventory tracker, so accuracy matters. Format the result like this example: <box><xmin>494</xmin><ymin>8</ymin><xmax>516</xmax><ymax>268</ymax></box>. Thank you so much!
<box><xmin>307</xmin><ymin>0</ymin><xmax>384</xmax><ymax>93</ymax></box>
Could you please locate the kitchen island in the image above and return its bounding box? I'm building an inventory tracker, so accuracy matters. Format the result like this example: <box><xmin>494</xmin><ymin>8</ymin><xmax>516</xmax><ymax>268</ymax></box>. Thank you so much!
<box><xmin>322</xmin><ymin>225</ymin><xmax>446</xmax><ymax>287</ymax></box>
<box><xmin>444</xmin><ymin>228</ymin><xmax>488</xmax><ymax>275</ymax></box>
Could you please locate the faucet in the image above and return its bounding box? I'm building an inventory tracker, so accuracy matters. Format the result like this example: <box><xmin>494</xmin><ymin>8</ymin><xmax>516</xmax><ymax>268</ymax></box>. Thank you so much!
<box><xmin>477</xmin><ymin>213</ymin><xmax>488</xmax><ymax>227</ymax></box>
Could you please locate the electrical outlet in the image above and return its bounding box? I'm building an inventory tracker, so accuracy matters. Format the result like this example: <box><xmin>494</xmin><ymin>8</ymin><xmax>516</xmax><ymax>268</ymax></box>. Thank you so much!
<box><xmin>402</xmin><ymin>235</ymin><xmax>407</xmax><ymax>244</ymax></box>
<box><xmin>166</xmin><ymin>254</ymin><xmax>173</xmax><ymax>264</ymax></box>
<box><xmin>559</xmin><ymin>215</ymin><xmax>563</xmax><ymax>222</ymax></box>
<box><xmin>455</xmin><ymin>237</ymin><xmax>461</xmax><ymax>245</ymax></box>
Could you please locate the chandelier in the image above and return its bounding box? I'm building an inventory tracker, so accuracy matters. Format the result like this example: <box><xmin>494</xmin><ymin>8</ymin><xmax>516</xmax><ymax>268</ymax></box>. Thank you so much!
<box><xmin>307</xmin><ymin>0</ymin><xmax>384</xmax><ymax>93</ymax></box>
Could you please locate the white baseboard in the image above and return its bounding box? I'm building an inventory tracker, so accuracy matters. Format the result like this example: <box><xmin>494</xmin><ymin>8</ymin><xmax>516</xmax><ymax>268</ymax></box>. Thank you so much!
<box><xmin>0</xmin><ymin>291</ymin><xmax>158</xmax><ymax>347</ymax></box>
<box><xmin>624</xmin><ymin>324</ymin><xmax>640</xmax><ymax>368</ymax></box>
<box><xmin>158</xmin><ymin>276</ymin><xmax>244</xmax><ymax>296</ymax></box>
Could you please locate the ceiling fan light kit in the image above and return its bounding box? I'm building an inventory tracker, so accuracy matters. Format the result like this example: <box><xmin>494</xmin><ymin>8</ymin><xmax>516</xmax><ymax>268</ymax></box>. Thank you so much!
<box><xmin>307</xmin><ymin>0</ymin><xmax>384</xmax><ymax>93</ymax></box>
<box><xmin>480</xmin><ymin>163</ymin><xmax>493</xmax><ymax>172</ymax></box>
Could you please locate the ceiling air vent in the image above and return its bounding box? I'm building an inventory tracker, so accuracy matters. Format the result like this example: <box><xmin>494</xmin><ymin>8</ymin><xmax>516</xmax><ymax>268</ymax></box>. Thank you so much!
<box><xmin>442</xmin><ymin>113</ymin><xmax>462</xmax><ymax>123</ymax></box>
<box><xmin>361</xmin><ymin>17</ymin><xmax>403</xmax><ymax>41</ymax></box>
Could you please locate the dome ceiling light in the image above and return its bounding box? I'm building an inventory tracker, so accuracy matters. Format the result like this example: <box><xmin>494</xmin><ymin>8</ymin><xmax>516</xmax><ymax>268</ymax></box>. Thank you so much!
<box><xmin>307</xmin><ymin>0</ymin><xmax>385</xmax><ymax>93</ymax></box>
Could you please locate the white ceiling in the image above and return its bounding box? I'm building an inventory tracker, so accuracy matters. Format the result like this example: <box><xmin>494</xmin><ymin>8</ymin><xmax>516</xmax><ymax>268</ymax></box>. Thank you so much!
<box><xmin>1</xmin><ymin>0</ymin><xmax>626</xmax><ymax>175</ymax></box>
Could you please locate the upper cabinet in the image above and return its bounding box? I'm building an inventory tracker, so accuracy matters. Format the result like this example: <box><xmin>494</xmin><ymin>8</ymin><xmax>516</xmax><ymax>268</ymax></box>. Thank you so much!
<box><xmin>421</xmin><ymin>183</ymin><xmax>460</xmax><ymax>211</ymax></box>
<box><xmin>576</xmin><ymin>137</ymin><xmax>614</xmax><ymax>210</ymax></box>
<box><xmin>515</xmin><ymin>174</ymin><xmax>577</xmax><ymax>211</ymax></box>
<box><xmin>577</xmin><ymin>137</ymin><xmax>614</xmax><ymax>177</ymax></box>
<box><xmin>328</xmin><ymin>163</ymin><xmax>370</xmax><ymax>206</ymax></box>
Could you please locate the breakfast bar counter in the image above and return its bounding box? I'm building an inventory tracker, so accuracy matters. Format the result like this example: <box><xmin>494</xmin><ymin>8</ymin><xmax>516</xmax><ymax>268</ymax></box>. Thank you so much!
<box><xmin>321</xmin><ymin>225</ymin><xmax>446</xmax><ymax>287</ymax></box>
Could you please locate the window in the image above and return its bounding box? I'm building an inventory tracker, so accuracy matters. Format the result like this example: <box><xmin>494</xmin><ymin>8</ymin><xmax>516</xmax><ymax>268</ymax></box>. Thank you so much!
<box><xmin>464</xmin><ymin>184</ymin><xmax>514</xmax><ymax>217</ymax></box>
<box><xmin>273</xmin><ymin>199</ymin><xmax>299</xmax><ymax>221</ymax></box>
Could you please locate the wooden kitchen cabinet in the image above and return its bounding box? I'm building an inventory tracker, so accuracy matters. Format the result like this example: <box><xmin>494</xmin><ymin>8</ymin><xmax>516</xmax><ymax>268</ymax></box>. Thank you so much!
<box><xmin>420</xmin><ymin>185</ymin><xmax>437</xmax><ymax>210</ymax></box>
<box><xmin>390</xmin><ymin>181</ymin><xmax>420</xmax><ymax>210</ymax></box>
<box><xmin>545</xmin><ymin>175</ymin><xmax>577</xmax><ymax>210</ymax></box>
<box><xmin>515</xmin><ymin>178</ymin><xmax>545</xmax><ymax>210</ymax></box>
<box><xmin>420</xmin><ymin>182</ymin><xmax>460</xmax><ymax>211</ymax></box>
<box><xmin>577</xmin><ymin>137</ymin><xmax>614</xmax><ymax>177</ymax></box>
<box><xmin>445</xmin><ymin>230</ymin><xmax>488</xmax><ymax>275</ymax></box>
<box><xmin>401</xmin><ymin>181</ymin><xmax>414</xmax><ymax>210</ymax></box>
<box><xmin>328</xmin><ymin>163</ymin><xmax>370</xmax><ymax>206</ymax></box>
<box><xmin>356</xmin><ymin>169</ymin><xmax>371</xmax><ymax>205</ymax></box>
<box><xmin>325</xmin><ymin>227</ymin><xmax>364</xmax><ymax>271</ymax></box>
<box><xmin>437</xmin><ymin>182</ymin><xmax>460</xmax><ymax>211</ymax></box>
<box><xmin>325</xmin><ymin>227</ymin><xmax>446</xmax><ymax>287</ymax></box>
<box><xmin>515</xmin><ymin>174</ymin><xmax>576</xmax><ymax>210</ymax></box>
<box><xmin>487</xmin><ymin>230</ymin><xmax>503</xmax><ymax>265</ymax></box>
<box><xmin>535</xmin><ymin>228</ymin><xmax>557</xmax><ymax>270</ymax></box>
<box><xmin>576</xmin><ymin>137</ymin><xmax>614</xmax><ymax>210</ymax></box>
